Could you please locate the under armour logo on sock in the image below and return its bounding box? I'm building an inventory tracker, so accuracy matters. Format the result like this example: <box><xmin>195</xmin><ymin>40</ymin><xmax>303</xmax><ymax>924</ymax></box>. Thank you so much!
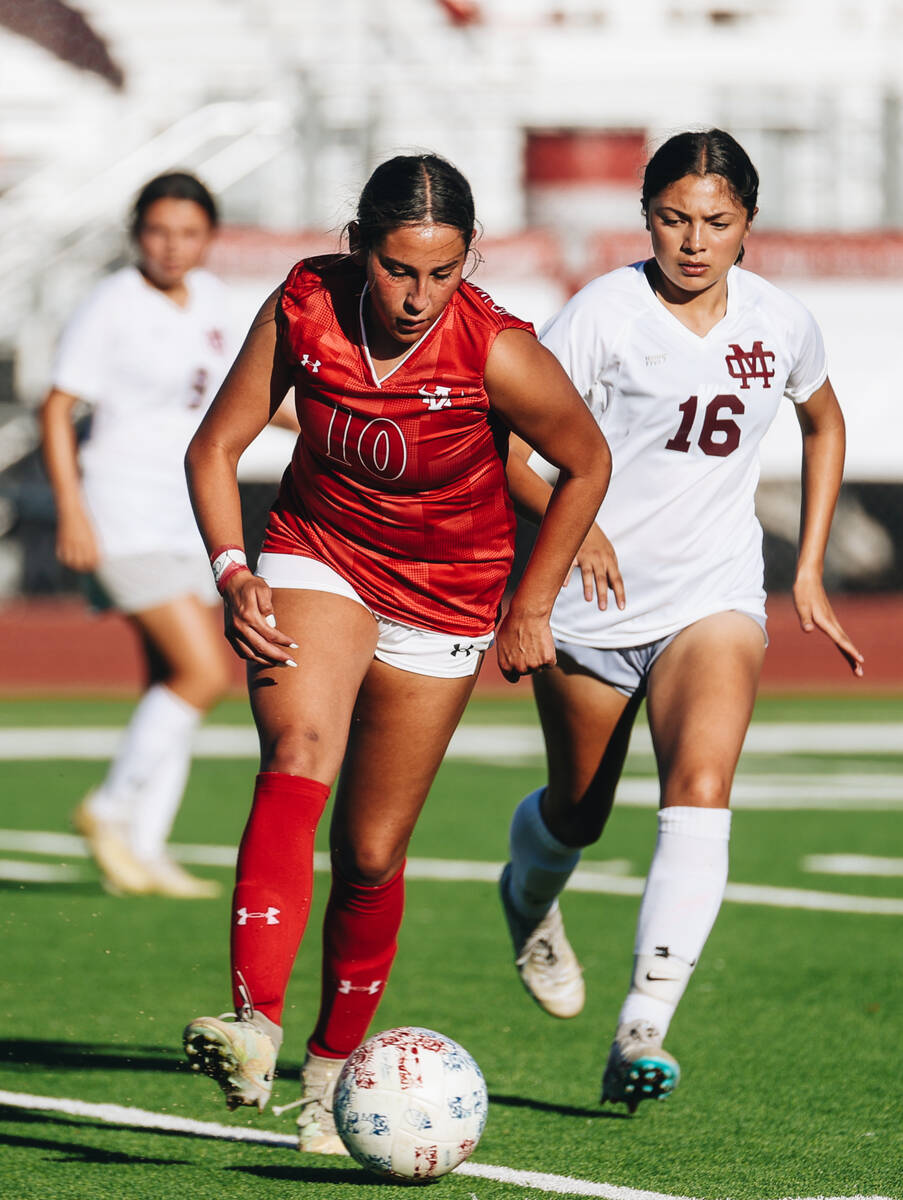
<box><xmin>337</xmin><ymin>978</ymin><xmax>383</xmax><ymax>995</ymax></box>
<box><xmin>235</xmin><ymin>906</ymin><xmax>281</xmax><ymax>925</ymax></box>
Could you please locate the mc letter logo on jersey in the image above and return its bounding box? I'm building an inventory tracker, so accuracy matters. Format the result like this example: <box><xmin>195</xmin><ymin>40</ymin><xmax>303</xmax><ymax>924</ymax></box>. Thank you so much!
<box><xmin>724</xmin><ymin>341</ymin><xmax>776</xmax><ymax>388</ymax></box>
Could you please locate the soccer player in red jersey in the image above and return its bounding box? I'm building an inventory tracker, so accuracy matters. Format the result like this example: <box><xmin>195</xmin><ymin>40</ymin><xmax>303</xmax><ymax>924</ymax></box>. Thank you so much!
<box><xmin>182</xmin><ymin>154</ymin><xmax>617</xmax><ymax>1152</ymax></box>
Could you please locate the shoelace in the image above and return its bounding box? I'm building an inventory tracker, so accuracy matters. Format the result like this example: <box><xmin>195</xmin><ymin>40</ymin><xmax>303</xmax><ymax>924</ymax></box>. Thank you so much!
<box><xmin>236</xmin><ymin>971</ymin><xmax>256</xmax><ymax>1024</ymax></box>
<box><xmin>272</xmin><ymin>1088</ymin><xmax>332</xmax><ymax>1121</ymax></box>
<box><xmin>272</xmin><ymin>1064</ymin><xmax>339</xmax><ymax>1120</ymax></box>
<box><xmin>516</xmin><ymin>922</ymin><xmax>560</xmax><ymax>969</ymax></box>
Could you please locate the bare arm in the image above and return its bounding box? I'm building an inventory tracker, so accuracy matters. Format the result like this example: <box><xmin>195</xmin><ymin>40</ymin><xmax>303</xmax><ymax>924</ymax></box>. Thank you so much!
<box><xmin>40</xmin><ymin>388</ymin><xmax>99</xmax><ymax>572</ymax></box>
<box><xmin>792</xmin><ymin>377</ymin><xmax>863</xmax><ymax>676</ymax></box>
<box><xmin>484</xmin><ymin>328</ymin><xmax>614</xmax><ymax>680</ymax></box>
<box><xmin>185</xmin><ymin>288</ymin><xmax>297</xmax><ymax>666</ymax></box>
<box><xmin>269</xmin><ymin>392</ymin><xmax>300</xmax><ymax>432</ymax></box>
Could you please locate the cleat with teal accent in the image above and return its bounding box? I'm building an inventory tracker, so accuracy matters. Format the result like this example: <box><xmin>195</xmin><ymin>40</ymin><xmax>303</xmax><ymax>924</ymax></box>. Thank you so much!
<box><xmin>601</xmin><ymin>1020</ymin><xmax>680</xmax><ymax>1113</ymax></box>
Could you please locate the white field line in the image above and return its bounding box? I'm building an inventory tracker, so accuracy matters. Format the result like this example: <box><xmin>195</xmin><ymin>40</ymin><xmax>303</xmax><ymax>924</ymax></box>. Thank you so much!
<box><xmin>2</xmin><ymin>728</ymin><xmax>902</xmax><ymax>811</ymax></box>
<box><xmin>2</xmin><ymin>830</ymin><xmax>902</xmax><ymax>915</ymax></box>
<box><xmin>616</xmin><ymin>776</ymin><xmax>903</xmax><ymax>811</ymax></box>
<box><xmin>804</xmin><ymin>854</ymin><xmax>903</xmax><ymax>877</ymax></box>
<box><xmin>0</xmin><ymin>721</ymin><xmax>900</xmax><ymax>762</ymax></box>
<box><xmin>0</xmin><ymin>1089</ymin><xmax>891</xmax><ymax>1200</ymax></box>
<box><xmin>0</xmin><ymin>857</ymin><xmax>84</xmax><ymax>882</ymax></box>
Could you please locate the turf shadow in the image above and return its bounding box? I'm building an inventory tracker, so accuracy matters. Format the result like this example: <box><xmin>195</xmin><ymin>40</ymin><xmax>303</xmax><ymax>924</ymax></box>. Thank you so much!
<box><xmin>488</xmin><ymin>1090</ymin><xmax>630</xmax><ymax>1120</ymax></box>
<box><xmin>0</xmin><ymin>1037</ymin><xmax>185</xmax><ymax>1075</ymax></box>
<box><xmin>0</xmin><ymin>1126</ymin><xmax>187</xmax><ymax>1166</ymax></box>
<box><xmin>229</xmin><ymin>1163</ymin><xmax>384</xmax><ymax>1185</ymax></box>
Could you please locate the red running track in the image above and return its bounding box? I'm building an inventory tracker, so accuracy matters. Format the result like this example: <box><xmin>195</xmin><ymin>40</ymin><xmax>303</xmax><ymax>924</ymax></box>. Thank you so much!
<box><xmin>0</xmin><ymin>595</ymin><xmax>899</xmax><ymax>696</ymax></box>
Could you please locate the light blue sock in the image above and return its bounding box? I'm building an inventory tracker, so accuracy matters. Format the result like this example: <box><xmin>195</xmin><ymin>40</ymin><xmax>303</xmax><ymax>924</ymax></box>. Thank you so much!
<box><xmin>508</xmin><ymin>787</ymin><xmax>582</xmax><ymax>922</ymax></box>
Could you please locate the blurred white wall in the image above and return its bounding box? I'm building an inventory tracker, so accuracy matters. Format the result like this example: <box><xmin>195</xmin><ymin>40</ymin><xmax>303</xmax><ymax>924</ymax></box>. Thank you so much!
<box><xmin>0</xmin><ymin>0</ymin><xmax>901</xmax><ymax>488</ymax></box>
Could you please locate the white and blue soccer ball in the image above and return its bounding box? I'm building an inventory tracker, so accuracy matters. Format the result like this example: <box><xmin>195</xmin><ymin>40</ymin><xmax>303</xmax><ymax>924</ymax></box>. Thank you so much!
<box><xmin>333</xmin><ymin>1026</ymin><xmax>488</xmax><ymax>1181</ymax></box>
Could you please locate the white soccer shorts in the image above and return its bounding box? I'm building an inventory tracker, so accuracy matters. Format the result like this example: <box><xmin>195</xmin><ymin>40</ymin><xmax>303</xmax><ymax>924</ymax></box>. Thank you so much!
<box><xmin>255</xmin><ymin>552</ymin><xmax>492</xmax><ymax>679</ymax></box>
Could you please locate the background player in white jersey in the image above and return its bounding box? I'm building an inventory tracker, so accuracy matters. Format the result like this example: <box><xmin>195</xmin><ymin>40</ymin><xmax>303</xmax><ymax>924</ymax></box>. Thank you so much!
<box><xmin>41</xmin><ymin>172</ymin><xmax>238</xmax><ymax>898</ymax></box>
<box><xmin>500</xmin><ymin>128</ymin><xmax>864</xmax><ymax>1111</ymax></box>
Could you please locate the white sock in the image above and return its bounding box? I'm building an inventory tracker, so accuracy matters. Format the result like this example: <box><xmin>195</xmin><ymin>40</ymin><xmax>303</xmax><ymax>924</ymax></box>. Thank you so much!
<box><xmin>129</xmin><ymin>747</ymin><xmax>193</xmax><ymax>862</ymax></box>
<box><xmin>617</xmin><ymin>806</ymin><xmax>732</xmax><ymax>1037</ymax></box>
<box><xmin>508</xmin><ymin>787</ymin><xmax>582</xmax><ymax>922</ymax></box>
<box><xmin>89</xmin><ymin>685</ymin><xmax>201</xmax><ymax>859</ymax></box>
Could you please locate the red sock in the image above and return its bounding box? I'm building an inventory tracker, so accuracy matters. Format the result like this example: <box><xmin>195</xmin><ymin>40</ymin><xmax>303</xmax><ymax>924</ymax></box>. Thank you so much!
<box><xmin>307</xmin><ymin>864</ymin><xmax>405</xmax><ymax>1059</ymax></box>
<box><xmin>230</xmin><ymin>772</ymin><xmax>329</xmax><ymax>1025</ymax></box>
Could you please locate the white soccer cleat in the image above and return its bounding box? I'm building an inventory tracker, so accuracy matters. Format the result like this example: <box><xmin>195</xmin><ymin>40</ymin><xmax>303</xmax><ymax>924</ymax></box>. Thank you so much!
<box><xmin>296</xmin><ymin>1052</ymin><xmax>350</xmax><ymax>1155</ymax></box>
<box><xmin>500</xmin><ymin>863</ymin><xmax>585</xmax><ymax>1019</ymax></box>
<box><xmin>72</xmin><ymin>798</ymin><xmax>153</xmax><ymax>896</ymax></box>
<box><xmin>141</xmin><ymin>855</ymin><xmax>221</xmax><ymax>899</ymax></box>
<box><xmin>183</xmin><ymin>1013</ymin><xmax>278</xmax><ymax>1111</ymax></box>
<box><xmin>601</xmin><ymin>1020</ymin><xmax>680</xmax><ymax>1113</ymax></box>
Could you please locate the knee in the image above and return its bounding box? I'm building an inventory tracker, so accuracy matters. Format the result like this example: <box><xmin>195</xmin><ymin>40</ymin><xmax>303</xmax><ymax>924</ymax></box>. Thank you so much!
<box><xmin>197</xmin><ymin>663</ymin><xmax>232</xmax><ymax>709</ymax></box>
<box><xmin>168</xmin><ymin>658</ymin><xmax>232</xmax><ymax>712</ymax></box>
<box><xmin>259</xmin><ymin>724</ymin><xmax>338</xmax><ymax>782</ymax></box>
<box><xmin>542</xmin><ymin>786</ymin><xmax>611</xmax><ymax>848</ymax></box>
<box><xmin>332</xmin><ymin>843</ymin><xmax>405</xmax><ymax>887</ymax></box>
<box><xmin>664</xmin><ymin>766</ymin><xmax>731</xmax><ymax>809</ymax></box>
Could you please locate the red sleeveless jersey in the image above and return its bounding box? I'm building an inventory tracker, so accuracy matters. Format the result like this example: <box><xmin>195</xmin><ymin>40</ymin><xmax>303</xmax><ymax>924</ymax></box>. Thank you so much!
<box><xmin>262</xmin><ymin>255</ymin><xmax>535</xmax><ymax>636</ymax></box>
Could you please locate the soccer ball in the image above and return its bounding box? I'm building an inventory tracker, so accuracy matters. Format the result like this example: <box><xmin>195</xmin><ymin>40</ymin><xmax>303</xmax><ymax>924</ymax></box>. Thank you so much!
<box><xmin>333</xmin><ymin>1026</ymin><xmax>488</xmax><ymax>1181</ymax></box>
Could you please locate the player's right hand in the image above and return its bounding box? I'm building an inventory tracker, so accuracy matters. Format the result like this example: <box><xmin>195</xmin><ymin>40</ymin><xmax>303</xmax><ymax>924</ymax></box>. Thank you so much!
<box><xmin>221</xmin><ymin>572</ymin><xmax>298</xmax><ymax>667</ymax></box>
<box><xmin>55</xmin><ymin>508</ymin><xmax>100</xmax><ymax>572</ymax></box>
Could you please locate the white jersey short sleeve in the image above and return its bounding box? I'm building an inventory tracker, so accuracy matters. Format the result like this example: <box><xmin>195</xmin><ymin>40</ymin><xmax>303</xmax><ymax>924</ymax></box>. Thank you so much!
<box><xmin>52</xmin><ymin>266</ymin><xmax>238</xmax><ymax>558</ymax></box>
<box><xmin>535</xmin><ymin>263</ymin><xmax>827</xmax><ymax>648</ymax></box>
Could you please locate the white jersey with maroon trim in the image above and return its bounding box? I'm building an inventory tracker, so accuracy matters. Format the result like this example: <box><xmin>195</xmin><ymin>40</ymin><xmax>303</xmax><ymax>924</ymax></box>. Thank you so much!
<box><xmin>532</xmin><ymin>262</ymin><xmax>827</xmax><ymax>648</ymax></box>
<box><xmin>52</xmin><ymin>266</ymin><xmax>237</xmax><ymax>558</ymax></box>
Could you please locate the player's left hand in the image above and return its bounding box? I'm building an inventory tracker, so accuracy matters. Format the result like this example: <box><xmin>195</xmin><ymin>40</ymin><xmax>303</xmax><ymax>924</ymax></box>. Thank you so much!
<box><xmin>792</xmin><ymin>572</ymin><xmax>864</xmax><ymax>677</ymax></box>
<box><xmin>495</xmin><ymin>605</ymin><xmax>556</xmax><ymax>683</ymax></box>
<box><xmin>569</xmin><ymin>524</ymin><xmax>625</xmax><ymax>610</ymax></box>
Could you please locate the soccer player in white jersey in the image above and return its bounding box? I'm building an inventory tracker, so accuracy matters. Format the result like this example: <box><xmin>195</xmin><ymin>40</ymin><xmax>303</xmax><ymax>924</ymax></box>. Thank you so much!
<box><xmin>41</xmin><ymin>173</ymin><xmax>239</xmax><ymax>898</ymax></box>
<box><xmin>500</xmin><ymin>129</ymin><xmax>864</xmax><ymax>1111</ymax></box>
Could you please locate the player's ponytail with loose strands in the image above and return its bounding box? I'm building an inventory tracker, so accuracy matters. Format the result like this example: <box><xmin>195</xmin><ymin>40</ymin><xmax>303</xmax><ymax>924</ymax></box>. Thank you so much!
<box><xmin>350</xmin><ymin>153</ymin><xmax>481</xmax><ymax>271</ymax></box>
<box><xmin>641</xmin><ymin>129</ymin><xmax>759</xmax><ymax>263</ymax></box>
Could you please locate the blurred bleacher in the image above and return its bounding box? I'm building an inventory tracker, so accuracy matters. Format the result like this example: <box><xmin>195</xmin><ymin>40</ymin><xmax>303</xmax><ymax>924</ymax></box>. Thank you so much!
<box><xmin>0</xmin><ymin>0</ymin><xmax>902</xmax><ymax>619</ymax></box>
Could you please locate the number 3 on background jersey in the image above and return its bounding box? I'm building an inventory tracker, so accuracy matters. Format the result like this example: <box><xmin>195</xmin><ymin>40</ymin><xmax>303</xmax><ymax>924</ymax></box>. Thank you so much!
<box><xmin>665</xmin><ymin>394</ymin><xmax>745</xmax><ymax>458</ymax></box>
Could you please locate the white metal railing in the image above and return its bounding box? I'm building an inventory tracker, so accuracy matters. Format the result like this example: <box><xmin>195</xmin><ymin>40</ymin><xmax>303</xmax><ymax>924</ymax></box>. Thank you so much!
<box><xmin>0</xmin><ymin>99</ymin><xmax>295</xmax><ymax>343</ymax></box>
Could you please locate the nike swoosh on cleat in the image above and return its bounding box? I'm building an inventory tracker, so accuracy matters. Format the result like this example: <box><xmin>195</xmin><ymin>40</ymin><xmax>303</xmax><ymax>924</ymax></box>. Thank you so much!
<box><xmin>645</xmin><ymin>972</ymin><xmax>680</xmax><ymax>982</ymax></box>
